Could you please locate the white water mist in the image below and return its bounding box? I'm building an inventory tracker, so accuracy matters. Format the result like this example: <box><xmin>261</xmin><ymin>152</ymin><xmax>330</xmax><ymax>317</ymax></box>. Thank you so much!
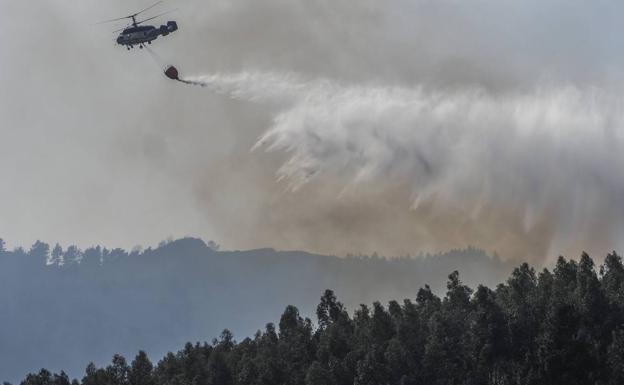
<box><xmin>183</xmin><ymin>71</ymin><xmax>624</xmax><ymax>260</ymax></box>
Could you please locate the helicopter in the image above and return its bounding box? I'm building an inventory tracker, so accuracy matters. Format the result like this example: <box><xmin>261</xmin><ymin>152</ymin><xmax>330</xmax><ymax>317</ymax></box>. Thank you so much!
<box><xmin>98</xmin><ymin>1</ymin><xmax>178</xmax><ymax>50</ymax></box>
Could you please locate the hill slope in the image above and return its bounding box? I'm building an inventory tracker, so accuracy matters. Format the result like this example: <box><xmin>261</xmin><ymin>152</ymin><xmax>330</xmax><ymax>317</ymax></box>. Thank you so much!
<box><xmin>0</xmin><ymin>238</ymin><xmax>512</xmax><ymax>382</ymax></box>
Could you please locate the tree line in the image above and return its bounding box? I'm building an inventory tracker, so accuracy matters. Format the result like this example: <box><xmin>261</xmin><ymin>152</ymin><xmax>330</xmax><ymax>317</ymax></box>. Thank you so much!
<box><xmin>15</xmin><ymin>251</ymin><xmax>624</xmax><ymax>385</ymax></box>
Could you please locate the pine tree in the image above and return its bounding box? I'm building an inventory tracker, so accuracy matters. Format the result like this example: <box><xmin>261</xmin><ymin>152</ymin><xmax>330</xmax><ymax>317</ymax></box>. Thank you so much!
<box><xmin>50</xmin><ymin>244</ymin><xmax>63</xmax><ymax>266</ymax></box>
<box><xmin>129</xmin><ymin>351</ymin><xmax>154</xmax><ymax>385</ymax></box>
<box><xmin>608</xmin><ymin>328</ymin><xmax>624</xmax><ymax>385</ymax></box>
<box><xmin>106</xmin><ymin>354</ymin><xmax>129</xmax><ymax>385</ymax></box>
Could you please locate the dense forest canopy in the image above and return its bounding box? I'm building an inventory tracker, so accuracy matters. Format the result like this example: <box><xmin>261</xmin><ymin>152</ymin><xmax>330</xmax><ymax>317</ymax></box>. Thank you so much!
<box><xmin>0</xmin><ymin>238</ymin><xmax>511</xmax><ymax>383</ymax></box>
<box><xmin>12</xmin><ymin>250</ymin><xmax>624</xmax><ymax>385</ymax></box>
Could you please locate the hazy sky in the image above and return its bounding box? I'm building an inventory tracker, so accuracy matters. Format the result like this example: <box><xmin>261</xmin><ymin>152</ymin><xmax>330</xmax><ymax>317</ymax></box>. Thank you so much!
<box><xmin>2</xmin><ymin>0</ymin><xmax>624</xmax><ymax>262</ymax></box>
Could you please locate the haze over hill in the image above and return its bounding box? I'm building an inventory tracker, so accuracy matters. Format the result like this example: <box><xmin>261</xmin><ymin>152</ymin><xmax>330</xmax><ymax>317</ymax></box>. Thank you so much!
<box><xmin>0</xmin><ymin>237</ymin><xmax>512</xmax><ymax>382</ymax></box>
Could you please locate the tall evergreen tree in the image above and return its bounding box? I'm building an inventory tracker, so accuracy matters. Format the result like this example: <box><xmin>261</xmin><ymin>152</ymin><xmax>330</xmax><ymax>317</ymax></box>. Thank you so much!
<box><xmin>128</xmin><ymin>351</ymin><xmax>153</xmax><ymax>385</ymax></box>
<box><xmin>106</xmin><ymin>355</ymin><xmax>129</xmax><ymax>385</ymax></box>
<box><xmin>50</xmin><ymin>244</ymin><xmax>63</xmax><ymax>266</ymax></box>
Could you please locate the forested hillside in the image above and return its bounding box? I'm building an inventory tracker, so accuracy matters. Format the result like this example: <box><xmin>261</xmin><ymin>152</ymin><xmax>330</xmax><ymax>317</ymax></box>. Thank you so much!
<box><xmin>16</xmin><ymin>252</ymin><xmax>624</xmax><ymax>385</ymax></box>
<box><xmin>0</xmin><ymin>238</ymin><xmax>511</xmax><ymax>382</ymax></box>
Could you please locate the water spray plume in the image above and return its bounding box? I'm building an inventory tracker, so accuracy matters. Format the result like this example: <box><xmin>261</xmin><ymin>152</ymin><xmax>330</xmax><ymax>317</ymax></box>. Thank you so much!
<box><xmin>173</xmin><ymin>70</ymin><xmax>624</xmax><ymax>261</ymax></box>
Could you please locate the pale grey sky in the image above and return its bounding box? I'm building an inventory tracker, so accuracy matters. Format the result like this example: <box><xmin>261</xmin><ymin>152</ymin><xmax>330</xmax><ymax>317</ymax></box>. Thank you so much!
<box><xmin>2</xmin><ymin>0</ymin><xmax>624</xmax><ymax>262</ymax></box>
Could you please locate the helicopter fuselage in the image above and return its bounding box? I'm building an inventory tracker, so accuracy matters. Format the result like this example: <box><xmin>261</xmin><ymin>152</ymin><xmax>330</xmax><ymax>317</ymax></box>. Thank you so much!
<box><xmin>116</xmin><ymin>21</ymin><xmax>177</xmax><ymax>48</ymax></box>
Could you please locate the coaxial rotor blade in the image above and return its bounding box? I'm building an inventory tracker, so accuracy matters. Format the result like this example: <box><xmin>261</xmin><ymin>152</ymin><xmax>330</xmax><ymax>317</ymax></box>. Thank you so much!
<box><xmin>112</xmin><ymin>25</ymin><xmax>130</xmax><ymax>33</ymax></box>
<box><xmin>95</xmin><ymin>15</ymin><xmax>133</xmax><ymax>25</ymax></box>
<box><xmin>134</xmin><ymin>1</ymin><xmax>164</xmax><ymax>17</ymax></box>
<box><xmin>94</xmin><ymin>1</ymin><xmax>163</xmax><ymax>24</ymax></box>
<box><xmin>135</xmin><ymin>9</ymin><xmax>178</xmax><ymax>25</ymax></box>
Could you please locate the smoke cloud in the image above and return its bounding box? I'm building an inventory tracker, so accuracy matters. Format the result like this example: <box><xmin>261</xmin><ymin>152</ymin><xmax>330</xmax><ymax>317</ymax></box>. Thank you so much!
<box><xmin>3</xmin><ymin>0</ymin><xmax>624</xmax><ymax>263</ymax></box>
